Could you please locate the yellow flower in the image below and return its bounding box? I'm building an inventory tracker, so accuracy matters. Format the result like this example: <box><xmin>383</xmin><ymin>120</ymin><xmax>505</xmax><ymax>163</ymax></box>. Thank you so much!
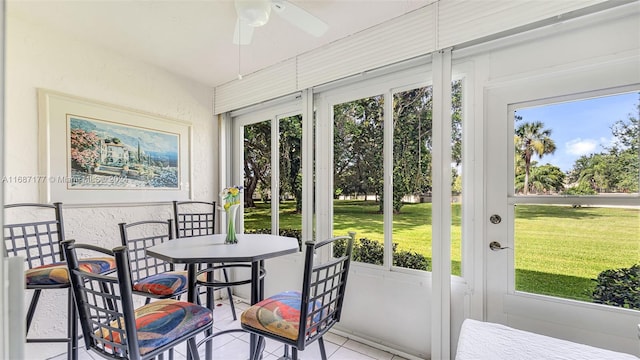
<box><xmin>220</xmin><ymin>185</ymin><xmax>243</xmax><ymax>212</ymax></box>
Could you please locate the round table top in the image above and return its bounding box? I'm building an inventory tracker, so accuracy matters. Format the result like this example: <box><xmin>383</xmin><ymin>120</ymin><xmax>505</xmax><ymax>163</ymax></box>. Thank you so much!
<box><xmin>146</xmin><ymin>233</ymin><xmax>299</xmax><ymax>263</ymax></box>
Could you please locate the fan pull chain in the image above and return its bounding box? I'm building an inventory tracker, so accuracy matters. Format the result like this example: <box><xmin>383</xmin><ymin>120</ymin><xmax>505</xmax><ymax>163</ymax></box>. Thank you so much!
<box><xmin>237</xmin><ymin>21</ymin><xmax>243</xmax><ymax>80</ymax></box>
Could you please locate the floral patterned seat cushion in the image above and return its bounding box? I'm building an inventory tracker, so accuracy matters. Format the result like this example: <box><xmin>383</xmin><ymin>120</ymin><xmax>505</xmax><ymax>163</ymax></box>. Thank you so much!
<box><xmin>134</xmin><ymin>271</ymin><xmax>235</xmax><ymax>296</ymax></box>
<box><xmin>133</xmin><ymin>271</ymin><xmax>190</xmax><ymax>296</ymax></box>
<box><xmin>97</xmin><ymin>299</ymin><xmax>213</xmax><ymax>355</ymax></box>
<box><xmin>25</xmin><ymin>257</ymin><xmax>116</xmax><ymax>286</ymax></box>
<box><xmin>241</xmin><ymin>291</ymin><xmax>324</xmax><ymax>341</ymax></box>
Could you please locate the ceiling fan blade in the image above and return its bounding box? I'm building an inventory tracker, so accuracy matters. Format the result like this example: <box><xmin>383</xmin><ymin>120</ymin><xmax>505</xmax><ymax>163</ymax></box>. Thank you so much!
<box><xmin>272</xmin><ymin>0</ymin><xmax>328</xmax><ymax>37</ymax></box>
<box><xmin>233</xmin><ymin>18</ymin><xmax>255</xmax><ymax>45</ymax></box>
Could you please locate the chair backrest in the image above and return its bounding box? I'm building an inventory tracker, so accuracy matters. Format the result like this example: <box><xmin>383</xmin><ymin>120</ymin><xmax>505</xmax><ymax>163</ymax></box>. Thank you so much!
<box><xmin>173</xmin><ymin>201</ymin><xmax>216</xmax><ymax>238</ymax></box>
<box><xmin>3</xmin><ymin>202</ymin><xmax>66</xmax><ymax>268</ymax></box>
<box><xmin>297</xmin><ymin>232</ymin><xmax>355</xmax><ymax>349</ymax></box>
<box><xmin>118</xmin><ymin>220</ymin><xmax>174</xmax><ymax>282</ymax></box>
<box><xmin>62</xmin><ymin>239</ymin><xmax>140</xmax><ymax>359</ymax></box>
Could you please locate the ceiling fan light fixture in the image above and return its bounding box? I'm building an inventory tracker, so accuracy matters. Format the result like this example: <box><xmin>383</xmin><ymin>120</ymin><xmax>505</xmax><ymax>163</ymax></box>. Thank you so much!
<box><xmin>232</xmin><ymin>0</ymin><xmax>328</xmax><ymax>45</ymax></box>
<box><xmin>235</xmin><ymin>0</ymin><xmax>271</xmax><ymax>27</ymax></box>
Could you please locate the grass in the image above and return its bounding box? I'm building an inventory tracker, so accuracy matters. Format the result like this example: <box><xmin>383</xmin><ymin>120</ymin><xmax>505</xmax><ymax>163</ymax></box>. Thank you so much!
<box><xmin>244</xmin><ymin>200</ymin><xmax>639</xmax><ymax>301</ymax></box>
<box><xmin>513</xmin><ymin>204</ymin><xmax>639</xmax><ymax>301</ymax></box>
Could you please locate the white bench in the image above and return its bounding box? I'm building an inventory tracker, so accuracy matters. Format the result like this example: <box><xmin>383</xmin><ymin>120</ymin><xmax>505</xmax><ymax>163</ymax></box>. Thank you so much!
<box><xmin>456</xmin><ymin>319</ymin><xmax>639</xmax><ymax>360</ymax></box>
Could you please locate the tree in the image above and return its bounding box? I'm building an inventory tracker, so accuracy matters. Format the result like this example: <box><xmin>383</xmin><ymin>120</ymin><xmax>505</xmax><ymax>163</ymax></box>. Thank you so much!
<box><xmin>279</xmin><ymin>115</ymin><xmax>303</xmax><ymax>213</ymax></box>
<box><xmin>515</xmin><ymin>162</ymin><xmax>565</xmax><ymax>194</ymax></box>
<box><xmin>563</xmin><ymin>181</ymin><xmax>597</xmax><ymax>195</ymax></box>
<box><xmin>609</xmin><ymin>102</ymin><xmax>639</xmax><ymax>153</ymax></box>
<box><xmin>604</xmin><ymin>100</ymin><xmax>639</xmax><ymax>192</ymax></box>
<box><xmin>333</xmin><ymin>102</ymin><xmax>359</xmax><ymax>197</ymax></box>
<box><xmin>333</xmin><ymin>81</ymin><xmax>462</xmax><ymax>214</ymax></box>
<box><xmin>567</xmin><ymin>97</ymin><xmax>639</xmax><ymax>193</ymax></box>
<box><xmin>393</xmin><ymin>86</ymin><xmax>433</xmax><ymax>213</ymax></box>
<box><xmin>514</xmin><ymin>121</ymin><xmax>556</xmax><ymax>195</ymax></box>
<box><xmin>244</xmin><ymin>121</ymin><xmax>271</xmax><ymax>208</ymax></box>
<box><xmin>450</xmin><ymin>80</ymin><xmax>463</xmax><ymax>166</ymax></box>
<box><xmin>333</xmin><ymin>95</ymin><xmax>384</xmax><ymax>210</ymax></box>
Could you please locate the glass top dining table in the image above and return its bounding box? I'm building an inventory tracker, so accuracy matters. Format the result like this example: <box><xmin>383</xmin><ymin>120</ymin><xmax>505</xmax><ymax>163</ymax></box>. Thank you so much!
<box><xmin>146</xmin><ymin>233</ymin><xmax>299</xmax><ymax>359</ymax></box>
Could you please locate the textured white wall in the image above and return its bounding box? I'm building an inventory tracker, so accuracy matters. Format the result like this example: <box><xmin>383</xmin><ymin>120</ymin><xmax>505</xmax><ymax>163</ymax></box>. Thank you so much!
<box><xmin>5</xmin><ymin>11</ymin><xmax>216</xmax><ymax>359</ymax></box>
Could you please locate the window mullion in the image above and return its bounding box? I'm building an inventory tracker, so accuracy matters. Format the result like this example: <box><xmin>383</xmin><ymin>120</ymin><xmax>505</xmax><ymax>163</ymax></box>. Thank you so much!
<box><xmin>302</xmin><ymin>90</ymin><xmax>314</xmax><ymax>243</ymax></box>
<box><xmin>431</xmin><ymin>48</ymin><xmax>453</xmax><ymax>360</ymax></box>
<box><xmin>272</xmin><ymin>116</ymin><xmax>280</xmax><ymax>234</ymax></box>
<box><xmin>383</xmin><ymin>91</ymin><xmax>393</xmax><ymax>270</ymax></box>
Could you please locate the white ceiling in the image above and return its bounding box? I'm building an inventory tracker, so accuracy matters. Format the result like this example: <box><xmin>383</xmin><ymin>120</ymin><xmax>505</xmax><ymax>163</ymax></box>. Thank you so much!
<box><xmin>9</xmin><ymin>0</ymin><xmax>432</xmax><ymax>88</ymax></box>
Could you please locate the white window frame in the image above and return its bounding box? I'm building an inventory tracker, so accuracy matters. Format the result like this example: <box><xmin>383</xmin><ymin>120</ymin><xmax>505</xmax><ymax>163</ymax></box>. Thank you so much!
<box><xmin>230</xmin><ymin>100</ymin><xmax>304</xmax><ymax>236</ymax></box>
<box><xmin>315</xmin><ymin>66</ymin><xmax>454</xmax><ymax>274</ymax></box>
<box><xmin>506</xmin><ymin>84</ymin><xmax>640</xmax><ymax>301</ymax></box>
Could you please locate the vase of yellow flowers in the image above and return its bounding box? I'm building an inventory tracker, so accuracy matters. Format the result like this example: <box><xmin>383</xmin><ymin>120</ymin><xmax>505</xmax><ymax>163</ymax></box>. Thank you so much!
<box><xmin>220</xmin><ymin>185</ymin><xmax>242</xmax><ymax>244</ymax></box>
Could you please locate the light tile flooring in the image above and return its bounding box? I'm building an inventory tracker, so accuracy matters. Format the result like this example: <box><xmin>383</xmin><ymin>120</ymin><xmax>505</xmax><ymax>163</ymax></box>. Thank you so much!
<box><xmin>45</xmin><ymin>301</ymin><xmax>409</xmax><ymax>360</ymax></box>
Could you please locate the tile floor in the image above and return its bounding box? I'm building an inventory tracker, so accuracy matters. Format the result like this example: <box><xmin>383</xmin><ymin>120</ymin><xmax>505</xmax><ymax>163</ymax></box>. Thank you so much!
<box><xmin>45</xmin><ymin>301</ymin><xmax>409</xmax><ymax>360</ymax></box>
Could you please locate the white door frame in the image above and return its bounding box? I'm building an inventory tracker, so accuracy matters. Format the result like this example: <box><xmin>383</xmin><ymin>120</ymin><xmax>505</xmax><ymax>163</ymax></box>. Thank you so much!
<box><xmin>484</xmin><ymin>55</ymin><xmax>640</xmax><ymax>353</ymax></box>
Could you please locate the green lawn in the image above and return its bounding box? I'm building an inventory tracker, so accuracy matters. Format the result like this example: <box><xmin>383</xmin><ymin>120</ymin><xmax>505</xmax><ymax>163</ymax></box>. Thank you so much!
<box><xmin>513</xmin><ymin>204</ymin><xmax>639</xmax><ymax>301</ymax></box>
<box><xmin>244</xmin><ymin>200</ymin><xmax>639</xmax><ymax>301</ymax></box>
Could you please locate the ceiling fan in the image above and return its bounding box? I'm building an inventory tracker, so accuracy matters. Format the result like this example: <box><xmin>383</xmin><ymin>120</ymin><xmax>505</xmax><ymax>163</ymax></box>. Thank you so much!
<box><xmin>233</xmin><ymin>0</ymin><xmax>329</xmax><ymax>45</ymax></box>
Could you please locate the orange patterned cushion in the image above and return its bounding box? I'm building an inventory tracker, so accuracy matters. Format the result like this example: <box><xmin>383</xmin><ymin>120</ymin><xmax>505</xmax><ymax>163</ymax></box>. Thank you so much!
<box><xmin>97</xmin><ymin>299</ymin><xmax>212</xmax><ymax>355</ymax></box>
<box><xmin>241</xmin><ymin>291</ymin><xmax>323</xmax><ymax>341</ymax></box>
<box><xmin>25</xmin><ymin>257</ymin><xmax>116</xmax><ymax>286</ymax></box>
<box><xmin>133</xmin><ymin>271</ymin><xmax>188</xmax><ymax>296</ymax></box>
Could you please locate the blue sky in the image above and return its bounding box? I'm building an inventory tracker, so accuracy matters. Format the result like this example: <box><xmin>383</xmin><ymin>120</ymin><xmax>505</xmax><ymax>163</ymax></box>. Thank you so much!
<box><xmin>515</xmin><ymin>92</ymin><xmax>638</xmax><ymax>172</ymax></box>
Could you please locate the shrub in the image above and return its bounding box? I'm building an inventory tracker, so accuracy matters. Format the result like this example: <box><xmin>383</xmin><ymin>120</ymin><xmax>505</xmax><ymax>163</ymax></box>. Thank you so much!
<box><xmin>333</xmin><ymin>237</ymin><xmax>430</xmax><ymax>271</ymax></box>
<box><xmin>563</xmin><ymin>181</ymin><xmax>597</xmax><ymax>195</ymax></box>
<box><xmin>245</xmin><ymin>228</ymin><xmax>303</xmax><ymax>250</ymax></box>
<box><xmin>354</xmin><ymin>238</ymin><xmax>384</xmax><ymax>265</ymax></box>
<box><xmin>332</xmin><ymin>237</ymin><xmax>349</xmax><ymax>259</ymax></box>
<box><xmin>393</xmin><ymin>249</ymin><xmax>429</xmax><ymax>271</ymax></box>
<box><xmin>592</xmin><ymin>264</ymin><xmax>640</xmax><ymax>310</ymax></box>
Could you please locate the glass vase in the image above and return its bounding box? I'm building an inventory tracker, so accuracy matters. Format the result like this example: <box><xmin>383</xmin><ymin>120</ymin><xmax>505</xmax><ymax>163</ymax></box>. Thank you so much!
<box><xmin>225</xmin><ymin>204</ymin><xmax>240</xmax><ymax>244</ymax></box>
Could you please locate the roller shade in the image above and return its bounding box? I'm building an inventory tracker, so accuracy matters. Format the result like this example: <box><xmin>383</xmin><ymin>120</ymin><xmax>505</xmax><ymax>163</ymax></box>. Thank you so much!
<box><xmin>437</xmin><ymin>0</ymin><xmax>606</xmax><ymax>49</ymax></box>
<box><xmin>297</xmin><ymin>5</ymin><xmax>436</xmax><ymax>90</ymax></box>
<box><xmin>214</xmin><ymin>0</ymin><xmax>613</xmax><ymax>114</ymax></box>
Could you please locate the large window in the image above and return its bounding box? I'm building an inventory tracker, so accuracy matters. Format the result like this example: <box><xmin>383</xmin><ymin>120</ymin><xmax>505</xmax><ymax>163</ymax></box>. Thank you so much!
<box><xmin>243</xmin><ymin>119</ymin><xmax>272</xmax><ymax>233</ymax></box>
<box><xmin>278</xmin><ymin>115</ymin><xmax>303</xmax><ymax>235</ymax></box>
<box><xmin>237</xmin><ymin>110</ymin><xmax>304</xmax><ymax>246</ymax></box>
<box><xmin>450</xmin><ymin>80</ymin><xmax>463</xmax><ymax>276</ymax></box>
<box><xmin>512</xmin><ymin>92</ymin><xmax>639</xmax><ymax>309</ymax></box>
<box><xmin>333</xmin><ymin>94</ymin><xmax>386</xmax><ymax>265</ymax></box>
<box><xmin>330</xmin><ymin>78</ymin><xmax>465</xmax><ymax>272</ymax></box>
<box><xmin>392</xmin><ymin>86</ymin><xmax>433</xmax><ymax>271</ymax></box>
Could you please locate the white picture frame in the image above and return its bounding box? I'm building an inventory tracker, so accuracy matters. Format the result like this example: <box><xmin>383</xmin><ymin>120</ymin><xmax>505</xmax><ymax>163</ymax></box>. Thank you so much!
<box><xmin>38</xmin><ymin>89</ymin><xmax>193</xmax><ymax>205</ymax></box>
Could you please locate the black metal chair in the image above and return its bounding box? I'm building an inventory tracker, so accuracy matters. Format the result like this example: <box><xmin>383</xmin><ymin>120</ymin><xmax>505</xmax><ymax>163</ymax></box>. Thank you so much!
<box><xmin>62</xmin><ymin>239</ymin><xmax>213</xmax><ymax>360</ymax></box>
<box><xmin>240</xmin><ymin>232</ymin><xmax>355</xmax><ymax>360</ymax></box>
<box><xmin>3</xmin><ymin>202</ymin><xmax>116</xmax><ymax>360</ymax></box>
<box><xmin>173</xmin><ymin>200</ymin><xmax>243</xmax><ymax>320</ymax></box>
<box><xmin>173</xmin><ymin>201</ymin><xmax>216</xmax><ymax>239</ymax></box>
<box><xmin>118</xmin><ymin>219</ymin><xmax>188</xmax><ymax>304</ymax></box>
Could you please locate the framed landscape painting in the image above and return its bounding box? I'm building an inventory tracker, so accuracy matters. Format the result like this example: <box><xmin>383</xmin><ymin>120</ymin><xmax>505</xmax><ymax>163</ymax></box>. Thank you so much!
<box><xmin>38</xmin><ymin>89</ymin><xmax>192</xmax><ymax>205</ymax></box>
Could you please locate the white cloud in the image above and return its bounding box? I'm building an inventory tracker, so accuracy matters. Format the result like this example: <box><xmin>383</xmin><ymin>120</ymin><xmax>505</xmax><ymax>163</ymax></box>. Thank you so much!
<box><xmin>565</xmin><ymin>138</ymin><xmax>598</xmax><ymax>156</ymax></box>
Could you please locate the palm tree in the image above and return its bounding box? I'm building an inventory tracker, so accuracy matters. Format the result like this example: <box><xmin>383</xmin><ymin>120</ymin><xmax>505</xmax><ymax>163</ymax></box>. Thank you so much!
<box><xmin>515</xmin><ymin>121</ymin><xmax>556</xmax><ymax>195</ymax></box>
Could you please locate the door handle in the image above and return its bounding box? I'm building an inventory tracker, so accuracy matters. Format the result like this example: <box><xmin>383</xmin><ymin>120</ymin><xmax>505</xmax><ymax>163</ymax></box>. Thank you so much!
<box><xmin>489</xmin><ymin>241</ymin><xmax>510</xmax><ymax>251</ymax></box>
